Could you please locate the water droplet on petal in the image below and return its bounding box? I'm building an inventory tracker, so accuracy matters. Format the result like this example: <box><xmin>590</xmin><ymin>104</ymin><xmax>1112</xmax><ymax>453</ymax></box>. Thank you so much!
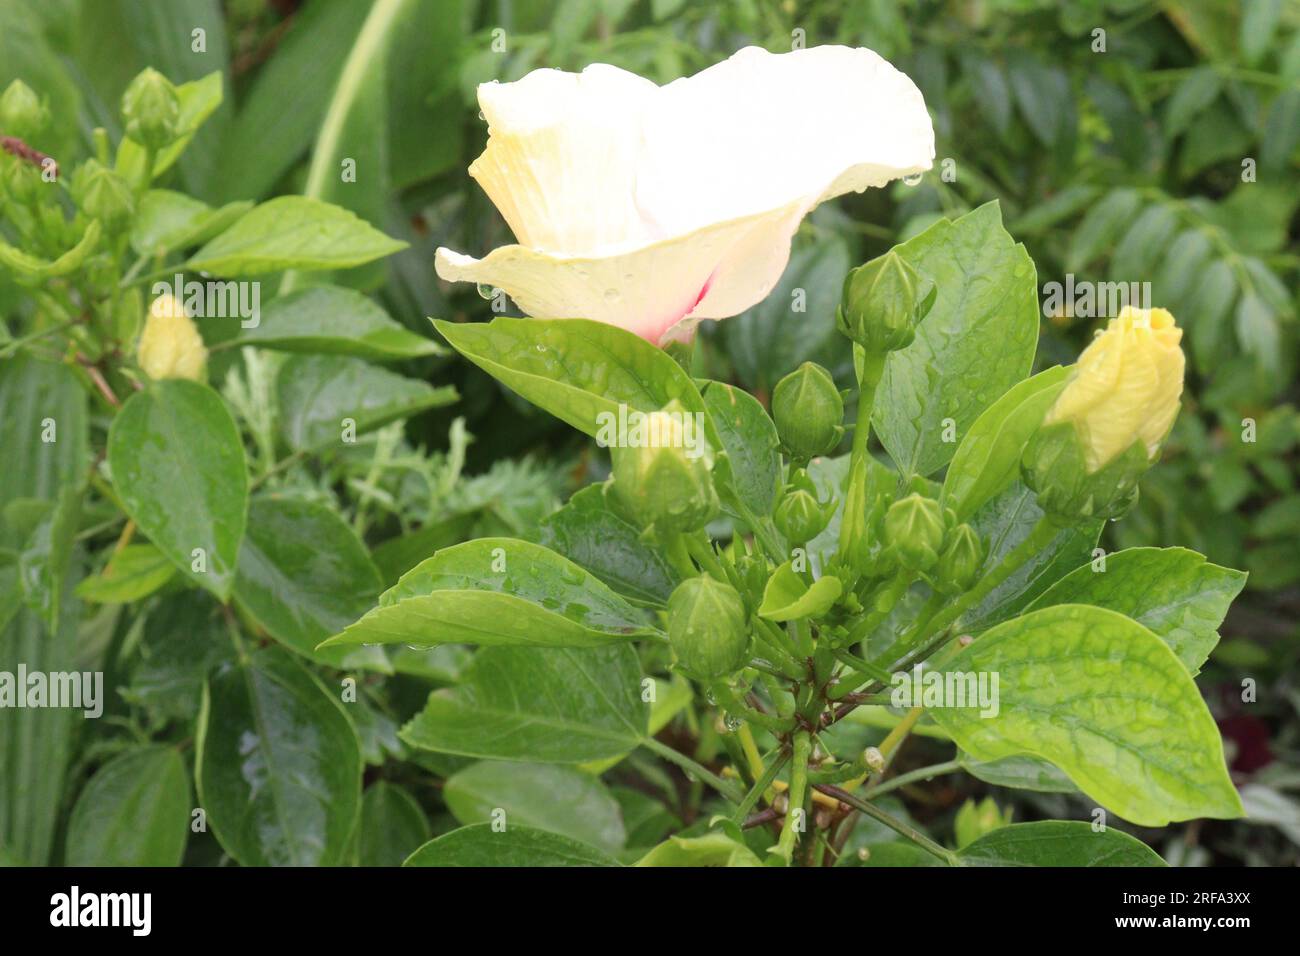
<box><xmin>903</xmin><ymin>173</ymin><xmax>923</xmax><ymax>186</ymax></box>
<box><xmin>476</xmin><ymin>283</ymin><xmax>494</xmax><ymax>300</ymax></box>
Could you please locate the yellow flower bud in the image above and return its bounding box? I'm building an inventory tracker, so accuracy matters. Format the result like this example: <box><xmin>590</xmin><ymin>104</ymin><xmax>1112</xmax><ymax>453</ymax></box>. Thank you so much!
<box><xmin>1043</xmin><ymin>306</ymin><xmax>1184</xmax><ymax>472</ymax></box>
<box><xmin>138</xmin><ymin>291</ymin><xmax>207</xmax><ymax>381</ymax></box>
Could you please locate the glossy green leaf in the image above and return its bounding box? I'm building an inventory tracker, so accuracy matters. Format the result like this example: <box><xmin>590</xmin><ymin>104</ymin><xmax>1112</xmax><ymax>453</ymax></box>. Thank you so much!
<box><xmin>321</xmin><ymin>537</ymin><xmax>659</xmax><ymax>651</ymax></box>
<box><xmin>196</xmin><ymin>647</ymin><xmax>361</xmax><ymax>866</ymax></box>
<box><xmin>276</xmin><ymin>354</ymin><xmax>457</xmax><ymax>451</ymax></box>
<box><xmin>958</xmin><ymin>753</ymin><xmax>1076</xmax><ymax>793</ymax></box>
<box><xmin>635</xmin><ymin>832</ymin><xmax>762</xmax><ymax>867</ymax></box>
<box><xmin>400</xmin><ymin>644</ymin><xmax>648</xmax><ymax>763</ymax></box>
<box><xmin>1026</xmin><ymin>547</ymin><xmax>1246</xmax><ymax>674</ymax></box>
<box><xmin>434</xmin><ymin>317</ymin><xmax>711</xmax><ymax>441</ymax></box>
<box><xmin>65</xmin><ymin>746</ymin><xmax>190</xmax><ymax>866</ymax></box>
<box><xmin>874</xmin><ymin>203</ymin><xmax>1039</xmax><ymax>478</ymax></box>
<box><xmin>123</xmin><ymin>592</ymin><xmax>231</xmax><ymax>723</ymax></box>
<box><xmin>960</xmin><ymin>481</ymin><xmax>1101</xmax><ymax>632</ymax></box>
<box><xmin>758</xmin><ymin>562</ymin><xmax>842</xmax><ymax>622</ymax></box>
<box><xmin>75</xmin><ymin>543</ymin><xmax>177</xmax><ymax>604</ymax></box>
<box><xmin>942</xmin><ymin>366</ymin><xmax>1070</xmax><ymax>522</ymax></box>
<box><xmin>108</xmin><ymin>380</ymin><xmax>248</xmax><ymax>600</ymax></box>
<box><xmin>356</xmin><ymin>782</ymin><xmax>430</xmax><ymax>867</ymax></box>
<box><xmin>404</xmin><ymin>823</ymin><xmax>620</xmax><ymax>867</ymax></box>
<box><xmin>233</xmin><ymin>496</ymin><xmax>389</xmax><ymax>672</ymax></box>
<box><xmin>702</xmin><ymin>380</ymin><xmax>781</xmax><ymax>520</ymax></box>
<box><xmin>129</xmin><ymin>189</ymin><xmax>251</xmax><ymax>257</ymax></box>
<box><xmin>538</xmin><ymin>483</ymin><xmax>679</xmax><ymax>606</ymax></box>
<box><xmin>223</xmin><ymin>286</ymin><xmax>443</xmax><ymax>361</ymax></box>
<box><xmin>17</xmin><ymin>483</ymin><xmax>80</xmax><ymax>632</ymax></box>
<box><xmin>959</xmin><ymin>821</ymin><xmax>1165</xmax><ymax>867</ymax></box>
<box><xmin>930</xmin><ymin>604</ymin><xmax>1243</xmax><ymax>826</ymax></box>
<box><xmin>187</xmin><ymin>196</ymin><xmax>406</xmax><ymax>276</ymax></box>
<box><xmin>443</xmin><ymin>761</ymin><xmax>626</xmax><ymax>853</ymax></box>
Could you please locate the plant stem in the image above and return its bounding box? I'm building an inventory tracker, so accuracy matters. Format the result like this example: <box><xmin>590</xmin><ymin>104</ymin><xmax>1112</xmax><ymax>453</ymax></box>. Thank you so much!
<box><xmin>774</xmin><ymin>730</ymin><xmax>811</xmax><ymax>863</ymax></box>
<box><xmin>862</xmin><ymin>758</ymin><xmax>963</xmax><ymax>800</ymax></box>
<box><xmin>0</xmin><ymin>320</ymin><xmax>75</xmax><ymax>358</ymax></box>
<box><xmin>642</xmin><ymin>736</ymin><xmax>744</xmax><ymax>804</ymax></box>
<box><xmin>732</xmin><ymin>749</ymin><xmax>789</xmax><ymax>823</ymax></box>
<box><xmin>815</xmin><ymin>784</ymin><xmax>961</xmax><ymax>866</ymax></box>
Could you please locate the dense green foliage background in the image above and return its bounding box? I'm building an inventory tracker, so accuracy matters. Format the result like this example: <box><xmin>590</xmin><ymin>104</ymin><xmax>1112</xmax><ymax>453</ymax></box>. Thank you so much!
<box><xmin>1</xmin><ymin>0</ymin><xmax>1296</xmax><ymax>866</ymax></box>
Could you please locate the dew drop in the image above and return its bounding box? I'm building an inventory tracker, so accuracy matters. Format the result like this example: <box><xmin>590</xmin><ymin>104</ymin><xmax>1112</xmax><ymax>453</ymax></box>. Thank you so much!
<box><xmin>476</xmin><ymin>283</ymin><xmax>494</xmax><ymax>300</ymax></box>
<box><xmin>903</xmin><ymin>173</ymin><xmax>923</xmax><ymax>186</ymax></box>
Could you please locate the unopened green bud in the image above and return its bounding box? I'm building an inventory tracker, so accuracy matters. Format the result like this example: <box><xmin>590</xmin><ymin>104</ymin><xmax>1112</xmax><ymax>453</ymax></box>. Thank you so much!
<box><xmin>1</xmin><ymin>155</ymin><xmax>40</xmax><ymax>203</ymax></box>
<box><xmin>774</xmin><ymin>469</ymin><xmax>834</xmax><ymax>544</ymax></box>
<box><xmin>72</xmin><ymin>160</ymin><xmax>134</xmax><ymax>230</ymax></box>
<box><xmin>884</xmin><ymin>493</ymin><xmax>945</xmax><ymax>572</ymax></box>
<box><xmin>610</xmin><ymin>400</ymin><xmax>718</xmax><ymax>534</ymax></box>
<box><xmin>772</xmin><ymin>362</ymin><xmax>843</xmax><ymax>459</ymax></box>
<box><xmin>0</xmin><ymin>80</ymin><xmax>49</xmax><ymax>140</ymax></box>
<box><xmin>667</xmin><ymin>576</ymin><xmax>749</xmax><ymax>680</ymax></box>
<box><xmin>837</xmin><ymin>250</ymin><xmax>936</xmax><ymax>353</ymax></box>
<box><xmin>936</xmin><ymin>523</ymin><xmax>984</xmax><ymax>593</ymax></box>
<box><xmin>121</xmin><ymin>68</ymin><xmax>180</xmax><ymax>151</ymax></box>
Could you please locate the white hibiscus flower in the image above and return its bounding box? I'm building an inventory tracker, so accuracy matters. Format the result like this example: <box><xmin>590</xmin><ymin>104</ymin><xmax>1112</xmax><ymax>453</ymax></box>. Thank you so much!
<box><xmin>436</xmin><ymin>45</ymin><xmax>935</xmax><ymax>345</ymax></box>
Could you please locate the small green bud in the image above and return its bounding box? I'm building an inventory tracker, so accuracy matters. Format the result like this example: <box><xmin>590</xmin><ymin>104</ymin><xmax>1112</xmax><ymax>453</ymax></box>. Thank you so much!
<box><xmin>954</xmin><ymin>796</ymin><xmax>1013</xmax><ymax>850</ymax></box>
<box><xmin>610</xmin><ymin>400</ymin><xmax>718</xmax><ymax>534</ymax></box>
<box><xmin>1</xmin><ymin>155</ymin><xmax>41</xmax><ymax>204</ymax></box>
<box><xmin>667</xmin><ymin>575</ymin><xmax>749</xmax><ymax>680</ymax></box>
<box><xmin>837</xmin><ymin>250</ymin><xmax>936</xmax><ymax>353</ymax></box>
<box><xmin>0</xmin><ymin>80</ymin><xmax>49</xmax><ymax>140</ymax></box>
<box><xmin>121</xmin><ymin>68</ymin><xmax>180</xmax><ymax>151</ymax></box>
<box><xmin>774</xmin><ymin>469</ymin><xmax>833</xmax><ymax>544</ymax></box>
<box><xmin>72</xmin><ymin>160</ymin><xmax>134</xmax><ymax>230</ymax></box>
<box><xmin>1022</xmin><ymin>421</ymin><xmax>1146</xmax><ymax>522</ymax></box>
<box><xmin>772</xmin><ymin>362</ymin><xmax>843</xmax><ymax>459</ymax></box>
<box><xmin>936</xmin><ymin>523</ymin><xmax>984</xmax><ymax>593</ymax></box>
<box><xmin>884</xmin><ymin>493</ymin><xmax>945</xmax><ymax>572</ymax></box>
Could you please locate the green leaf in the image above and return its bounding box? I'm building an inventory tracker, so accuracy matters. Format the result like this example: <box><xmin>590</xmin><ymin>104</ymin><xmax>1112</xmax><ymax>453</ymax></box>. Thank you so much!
<box><xmin>1163</xmin><ymin>66</ymin><xmax>1223</xmax><ymax>138</ymax></box>
<box><xmin>17</xmin><ymin>483</ymin><xmax>80</xmax><ymax>632</ymax></box>
<box><xmin>958</xmin><ymin>753</ymin><xmax>1076</xmax><ymax>793</ymax></box>
<box><xmin>213</xmin><ymin>0</ymin><xmax>373</xmax><ymax>202</ymax></box>
<box><xmin>123</xmin><ymin>592</ymin><xmax>232</xmax><ymax>723</ymax></box>
<box><xmin>223</xmin><ymin>286</ymin><xmax>444</xmax><ymax>361</ymax></box>
<box><xmin>873</xmin><ymin>203</ymin><xmax>1039</xmax><ymax>478</ymax></box>
<box><xmin>400</xmin><ymin>644</ymin><xmax>648</xmax><ymax>763</ymax></box>
<box><xmin>434</xmin><ymin>317</ymin><xmax>711</xmax><ymax>442</ymax></box>
<box><xmin>961</xmin><ymin>481</ymin><xmax>1101</xmax><ymax>631</ymax></box>
<box><xmin>129</xmin><ymin>189</ymin><xmax>252</xmax><ymax>257</ymax></box>
<box><xmin>187</xmin><ymin>196</ymin><xmax>406</xmax><ymax>276</ymax></box>
<box><xmin>75</xmin><ymin>543</ymin><xmax>177</xmax><ymax>604</ymax></box>
<box><xmin>702</xmin><ymin>380</ymin><xmax>781</xmax><ymax>520</ymax></box>
<box><xmin>65</xmin><ymin>746</ymin><xmax>190</xmax><ymax>866</ymax></box>
<box><xmin>758</xmin><ymin>562</ymin><xmax>842</xmax><ymax>622</ymax></box>
<box><xmin>1025</xmin><ymin>547</ymin><xmax>1246</xmax><ymax>674</ymax></box>
<box><xmin>404</xmin><ymin>823</ymin><xmax>620</xmax><ymax>867</ymax></box>
<box><xmin>356</xmin><ymin>782</ymin><xmax>430</xmax><ymax>867</ymax></box>
<box><xmin>722</xmin><ymin>238</ymin><xmax>851</xmax><ymax>393</ymax></box>
<box><xmin>196</xmin><ymin>646</ymin><xmax>361</xmax><ymax>866</ymax></box>
<box><xmin>959</xmin><ymin>821</ymin><xmax>1166</xmax><ymax>867</ymax></box>
<box><xmin>942</xmin><ymin>366</ymin><xmax>1070</xmax><ymax>522</ymax></box>
<box><xmin>538</xmin><ymin>483</ymin><xmax>680</xmax><ymax>607</ymax></box>
<box><xmin>635</xmin><ymin>832</ymin><xmax>763</xmax><ymax>867</ymax></box>
<box><xmin>1067</xmin><ymin>189</ymin><xmax>1142</xmax><ymax>271</ymax></box>
<box><xmin>1240</xmin><ymin>0</ymin><xmax>1282</xmax><ymax>66</ymax></box>
<box><xmin>930</xmin><ymin>604</ymin><xmax>1243</xmax><ymax>827</ymax></box>
<box><xmin>321</xmin><ymin>537</ymin><xmax>659</xmax><ymax>651</ymax></box>
<box><xmin>108</xmin><ymin>380</ymin><xmax>248</xmax><ymax>600</ymax></box>
<box><xmin>442</xmin><ymin>761</ymin><xmax>626</xmax><ymax>853</ymax></box>
<box><xmin>276</xmin><ymin>354</ymin><xmax>457</xmax><ymax>451</ymax></box>
<box><xmin>233</xmin><ymin>496</ymin><xmax>389</xmax><ymax>672</ymax></box>
<box><xmin>0</xmin><ymin>357</ymin><xmax>86</xmax><ymax>533</ymax></box>
<box><xmin>0</xmin><ymin>220</ymin><xmax>102</xmax><ymax>283</ymax></box>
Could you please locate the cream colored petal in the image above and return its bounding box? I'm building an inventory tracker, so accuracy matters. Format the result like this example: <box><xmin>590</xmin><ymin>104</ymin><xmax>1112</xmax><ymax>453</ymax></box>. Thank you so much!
<box><xmin>1079</xmin><ymin>333</ymin><xmax>1161</xmax><ymax>470</ymax></box>
<box><xmin>634</xmin><ymin>46</ymin><xmax>935</xmax><ymax>238</ymax></box>
<box><xmin>470</xmin><ymin>65</ymin><xmax>659</xmax><ymax>254</ymax></box>
<box><xmin>436</xmin><ymin>200</ymin><xmax>806</xmax><ymax>345</ymax></box>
